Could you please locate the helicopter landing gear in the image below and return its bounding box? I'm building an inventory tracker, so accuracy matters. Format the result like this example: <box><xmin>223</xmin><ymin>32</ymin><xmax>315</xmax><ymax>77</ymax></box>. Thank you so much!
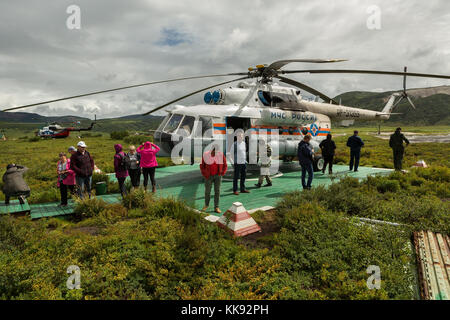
<box><xmin>313</xmin><ymin>155</ymin><xmax>324</xmax><ymax>172</ymax></box>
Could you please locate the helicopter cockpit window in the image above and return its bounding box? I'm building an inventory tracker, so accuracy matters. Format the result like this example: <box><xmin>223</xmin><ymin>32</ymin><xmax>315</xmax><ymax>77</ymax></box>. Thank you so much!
<box><xmin>157</xmin><ymin>114</ymin><xmax>171</xmax><ymax>131</ymax></box>
<box><xmin>177</xmin><ymin>115</ymin><xmax>195</xmax><ymax>136</ymax></box>
<box><xmin>258</xmin><ymin>90</ymin><xmax>297</xmax><ymax>107</ymax></box>
<box><xmin>258</xmin><ymin>90</ymin><xmax>271</xmax><ymax>106</ymax></box>
<box><xmin>164</xmin><ymin>114</ymin><xmax>183</xmax><ymax>133</ymax></box>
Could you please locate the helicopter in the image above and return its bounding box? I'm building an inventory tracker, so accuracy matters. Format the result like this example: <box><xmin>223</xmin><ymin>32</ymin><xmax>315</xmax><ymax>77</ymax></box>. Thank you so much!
<box><xmin>35</xmin><ymin>116</ymin><xmax>97</xmax><ymax>139</ymax></box>
<box><xmin>3</xmin><ymin>59</ymin><xmax>450</xmax><ymax>170</ymax></box>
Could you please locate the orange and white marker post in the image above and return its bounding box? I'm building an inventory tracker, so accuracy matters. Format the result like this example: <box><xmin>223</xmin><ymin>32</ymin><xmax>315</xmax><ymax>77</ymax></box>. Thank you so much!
<box><xmin>216</xmin><ymin>202</ymin><xmax>261</xmax><ymax>237</ymax></box>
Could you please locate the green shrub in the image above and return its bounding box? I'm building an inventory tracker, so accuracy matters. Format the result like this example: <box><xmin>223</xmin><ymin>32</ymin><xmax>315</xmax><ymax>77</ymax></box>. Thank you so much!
<box><xmin>144</xmin><ymin>197</ymin><xmax>201</xmax><ymax>226</ymax></box>
<box><xmin>122</xmin><ymin>189</ymin><xmax>149</xmax><ymax>209</ymax></box>
<box><xmin>110</xmin><ymin>131</ymin><xmax>129</xmax><ymax>140</ymax></box>
<box><xmin>72</xmin><ymin>197</ymin><xmax>109</xmax><ymax>220</ymax></box>
<box><xmin>123</xmin><ymin>135</ymin><xmax>153</xmax><ymax>146</ymax></box>
<box><xmin>28</xmin><ymin>136</ymin><xmax>41</xmax><ymax>142</ymax></box>
<box><xmin>376</xmin><ymin>179</ymin><xmax>401</xmax><ymax>193</ymax></box>
<box><xmin>273</xmin><ymin>203</ymin><xmax>415</xmax><ymax>299</ymax></box>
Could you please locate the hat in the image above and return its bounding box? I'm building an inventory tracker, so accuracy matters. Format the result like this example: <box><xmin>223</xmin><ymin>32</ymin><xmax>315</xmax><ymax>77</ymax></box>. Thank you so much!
<box><xmin>68</xmin><ymin>146</ymin><xmax>76</xmax><ymax>152</ymax></box>
<box><xmin>77</xmin><ymin>141</ymin><xmax>87</xmax><ymax>148</ymax></box>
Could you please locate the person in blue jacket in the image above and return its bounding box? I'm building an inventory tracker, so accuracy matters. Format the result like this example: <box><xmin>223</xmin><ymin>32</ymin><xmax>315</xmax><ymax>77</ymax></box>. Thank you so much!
<box><xmin>297</xmin><ymin>134</ymin><xmax>315</xmax><ymax>190</ymax></box>
<box><xmin>346</xmin><ymin>130</ymin><xmax>364</xmax><ymax>172</ymax></box>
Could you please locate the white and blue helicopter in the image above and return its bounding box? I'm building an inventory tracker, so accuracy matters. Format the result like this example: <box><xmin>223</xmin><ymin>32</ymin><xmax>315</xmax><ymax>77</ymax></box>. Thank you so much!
<box><xmin>3</xmin><ymin>59</ymin><xmax>450</xmax><ymax>171</ymax></box>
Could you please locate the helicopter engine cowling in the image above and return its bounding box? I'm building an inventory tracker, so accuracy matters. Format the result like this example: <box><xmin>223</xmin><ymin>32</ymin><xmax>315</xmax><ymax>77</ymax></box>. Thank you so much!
<box><xmin>268</xmin><ymin>140</ymin><xmax>320</xmax><ymax>157</ymax></box>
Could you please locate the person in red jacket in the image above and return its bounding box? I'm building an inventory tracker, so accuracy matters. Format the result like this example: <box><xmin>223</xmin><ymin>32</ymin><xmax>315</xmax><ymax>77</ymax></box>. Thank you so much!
<box><xmin>137</xmin><ymin>141</ymin><xmax>160</xmax><ymax>193</ymax></box>
<box><xmin>200</xmin><ymin>144</ymin><xmax>227</xmax><ymax>214</ymax></box>
<box><xmin>114</xmin><ymin>144</ymin><xmax>129</xmax><ymax>198</ymax></box>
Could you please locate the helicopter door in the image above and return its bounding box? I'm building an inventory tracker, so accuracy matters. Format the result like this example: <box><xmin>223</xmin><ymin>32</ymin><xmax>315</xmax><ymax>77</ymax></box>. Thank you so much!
<box><xmin>226</xmin><ymin>117</ymin><xmax>251</xmax><ymax>132</ymax></box>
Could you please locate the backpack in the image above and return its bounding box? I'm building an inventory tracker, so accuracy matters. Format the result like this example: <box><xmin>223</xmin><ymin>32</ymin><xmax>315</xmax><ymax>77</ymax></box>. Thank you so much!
<box><xmin>118</xmin><ymin>153</ymin><xmax>129</xmax><ymax>170</ymax></box>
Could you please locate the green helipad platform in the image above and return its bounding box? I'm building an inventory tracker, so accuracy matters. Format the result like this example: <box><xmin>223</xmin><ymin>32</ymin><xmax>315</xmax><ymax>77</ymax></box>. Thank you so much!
<box><xmin>153</xmin><ymin>163</ymin><xmax>392</xmax><ymax>216</ymax></box>
<box><xmin>28</xmin><ymin>194</ymin><xmax>123</xmax><ymax>220</ymax></box>
<box><xmin>1</xmin><ymin>164</ymin><xmax>391</xmax><ymax>220</ymax></box>
<box><xmin>0</xmin><ymin>200</ymin><xmax>30</xmax><ymax>215</ymax></box>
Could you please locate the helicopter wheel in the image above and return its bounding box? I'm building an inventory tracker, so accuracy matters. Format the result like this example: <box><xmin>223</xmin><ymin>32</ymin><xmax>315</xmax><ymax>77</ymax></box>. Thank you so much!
<box><xmin>313</xmin><ymin>155</ymin><xmax>324</xmax><ymax>172</ymax></box>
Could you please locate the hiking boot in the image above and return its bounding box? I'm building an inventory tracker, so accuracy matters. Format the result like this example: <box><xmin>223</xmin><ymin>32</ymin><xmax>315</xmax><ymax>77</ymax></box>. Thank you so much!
<box><xmin>201</xmin><ymin>206</ymin><xmax>208</xmax><ymax>212</ymax></box>
<box><xmin>254</xmin><ymin>183</ymin><xmax>262</xmax><ymax>188</ymax></box>
<box><xmin>214</xmin><ymin>208</ymin><xmax>221</xmax><ymax>214</ymax></box>
<box><xmin>263</xmin><ymin>183</ymin><xmax>272</xmax><ymax>187</ymax></box>
<box><xmin>152</xmin><ymin>186</ymin><xmax>156</xmax><ymax>193</ymax></box>
<box><xmin>233</xmin><ymin>191</ymin><xmax>239</xmax><ymax>195</ymax></box>
<box><xmin>241</xmin><ymin>190</ymin><xmax>250</xmax><ymax>193</ymax></box>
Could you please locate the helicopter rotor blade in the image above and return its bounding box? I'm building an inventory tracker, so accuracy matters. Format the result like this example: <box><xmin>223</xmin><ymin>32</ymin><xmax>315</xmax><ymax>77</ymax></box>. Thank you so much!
<box><xmin>142</xmin><ymin>76</ymin><xmax>249</xmax><ymax>116</ymax></box>
<box><xmin>392</xmin><ymin>95</ymin><xmax>405</xmax><ymax>110</ymax></box>
<box><xmin>275</xmin><ymin>75</ymin><xmax>339</xmax><ymax>105</ymax></box>
<box><xmin>267</xmin><ymin>59</ymin><xmax>347</xmax><ymax>71</ymax></box>
<box><xmin>405</xmin><ymin>95</ymin><xmax>416</xmax><ymax>109</ymax></box>
<box><xmin>281</xmin><ymin>69</ymin><xmax>450</xmax><ymax>80</ymax></box>
<box><xmin>2</xmin><ymin>73</ymin><xmax>248</xmax><ymax>112</ymax></box>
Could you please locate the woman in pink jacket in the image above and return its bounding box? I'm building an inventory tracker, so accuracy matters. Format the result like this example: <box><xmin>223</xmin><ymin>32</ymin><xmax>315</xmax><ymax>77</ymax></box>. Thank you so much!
<box><xmin>137</xmin><ymin>141</ymin><xmax>160</xmax><ymax>193</ymax></box>
<box><xmin>57</xmin><ymin>152</ymin><xmax>76</xmax><ymax>206</ymax></box>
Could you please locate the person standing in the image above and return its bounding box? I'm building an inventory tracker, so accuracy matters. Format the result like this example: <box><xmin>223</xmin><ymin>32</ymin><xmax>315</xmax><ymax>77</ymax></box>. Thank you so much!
<box><xmin>2</xmin><ymin>164</ymin><xmax>30</xmax><ymax>205</ymax></box>
<box><xmin>297</xmin><ymin>135</ymin><xmax>315</xmax><ymax>190</ymax></box>
<box><xmin>114</xmin><ymin>144</ymin><xmax>129</xmax><ymax>198</ymax></box>
<box><xmin>126</xmin><ymin>145</ymin><xmax>141</xmax><ymax>189</ymax></box>
<box><xmin>255</xmin><ymin>139</ymin><xmax>273</xmax><ymax>188</ymax></box>
<box><xmin>319</xmin><ymin>134</ymin><xmax>336</xmax><ymax>174</ymax></box>
<box><xmin>137</xmin><ymin>141</ymin><xmax>160</xmax><ymax>193</ymax></box>
<box><xmin>70</xmin><ymin>141</ymin><xmax>94</xmax><ymax>199</ymax></box>
<box><xmin>346</xmin><ymin>130</ymin><xmax>364</xmax><ymax>172</ymax></box>
<box><xmin>56</xmin><ymin>152</ymin><xmax>76</xmax><ymax>206</ymax></box>
<box><xmin>200</xmin><ymin>144</ymin><xmax>227</xmax><ymax>214</ymax></box>
<box><xmin>228</xmin><ymin>131</ymin><xmax>250</xmax><ymax>195</ymax></box>
<box><xmin>389</xmin><ymin>127</ymin><xmax>410</xmax><ymax>171</ymax></box>
<box><xmin>68</xmin><ymin>146</ymin><xmax>77</xmax><ymax>156</ymax></box>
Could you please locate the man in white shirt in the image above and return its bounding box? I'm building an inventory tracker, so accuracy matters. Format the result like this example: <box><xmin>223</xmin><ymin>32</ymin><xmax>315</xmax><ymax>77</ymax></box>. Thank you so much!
<box><xmin>228</xmin><ymin>131</ymin><xmax>250</xmax><ymax>195</ymax></box>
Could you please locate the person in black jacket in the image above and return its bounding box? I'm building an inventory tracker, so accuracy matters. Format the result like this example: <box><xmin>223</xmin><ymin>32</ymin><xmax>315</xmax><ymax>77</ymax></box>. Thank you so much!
<box><xmin>70</xmin><ymin>141</ymin><xmax>94</xmax><ymax>199</ymax></box>
<box><xmin>389</xmin><ymin>127</ymin><xmax>410</xmax><ymax>171</ymax></box>
<box><xmin>346</xmin><ymin>131</ymin><xmax>364</xmax><ymax>172</ymax></box>
<box><xmin>319</xmin><ymin>134</ymin><xmax>336</xmax><ymax>174</ymax></box>
<box><xmin>297</xmin><ymin>135</ymin><xmax>315</xmax><ymax>190</ymax></box>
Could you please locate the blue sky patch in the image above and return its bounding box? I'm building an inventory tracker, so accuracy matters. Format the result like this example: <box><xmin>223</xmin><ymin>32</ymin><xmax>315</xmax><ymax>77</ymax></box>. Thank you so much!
<box><xmin>157</xmin><ymin>27</ymin><xmax>192</xmax><ymax>46</ymax></box>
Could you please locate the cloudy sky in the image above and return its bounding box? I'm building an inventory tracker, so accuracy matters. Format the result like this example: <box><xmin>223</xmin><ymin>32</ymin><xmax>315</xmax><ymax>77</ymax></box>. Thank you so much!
<box><xmin>0</xmin><ymin>0</ymin><xmax>449</xmax><ymax>119</ymax></box>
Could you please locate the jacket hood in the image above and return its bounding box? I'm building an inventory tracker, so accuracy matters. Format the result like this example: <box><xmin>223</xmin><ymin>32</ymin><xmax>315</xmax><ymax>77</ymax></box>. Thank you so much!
<box><xmin>114</xmin><ymin>144</ymin><xmax>123</xmax><ymax>153</ymax></box>
<box><xmin>144</xmin><ymin>141</ymin><xmax>151</xmax><ymax>149</ymax></box>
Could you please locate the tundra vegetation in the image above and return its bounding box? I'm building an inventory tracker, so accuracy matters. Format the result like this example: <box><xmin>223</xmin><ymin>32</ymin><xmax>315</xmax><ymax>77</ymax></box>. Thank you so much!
<box><xmin>0</xmin><ymin>125</ymin><xmax>448</xmax><ymax>299</ymax></box>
